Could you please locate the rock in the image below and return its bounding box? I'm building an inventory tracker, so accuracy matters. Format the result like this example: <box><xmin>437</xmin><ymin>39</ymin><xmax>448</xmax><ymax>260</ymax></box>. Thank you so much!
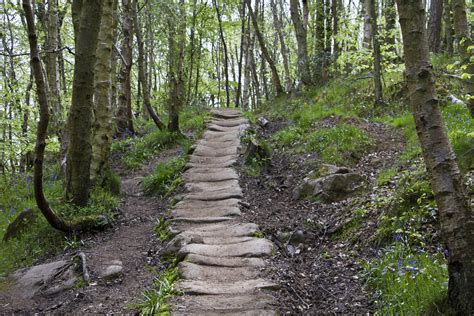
<box><xmin>293</xmin><ymin>172</ymin><xmax>365</xmax><ymax>202</ymax></box>
<box><xmin>319</xmin><ymin>164</ymin><xmax>351</xmax><ymax>176</ymax></box>
<box><xmin>99</xmin><ymin>260</ymin><xmax>123</xmax><ymax>280</ymax></box>
<box><xmin>11</xmin><ymin>260</ymin><xmax>77</xmax><ymax>299</ymax></box>
<box><xmin>258</xmin><ymin>117</ymin><xmax>269</xmax><ymax>127</ymax></box>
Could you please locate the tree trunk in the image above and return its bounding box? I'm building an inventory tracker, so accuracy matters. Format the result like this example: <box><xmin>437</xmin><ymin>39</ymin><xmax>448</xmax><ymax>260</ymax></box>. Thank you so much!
<box><xmin>246</xmin><ymin>0</ymin><xmax>284</xmax><ymax>97</ymax></box>
<box><xmin>383</xmin><ymin>0</ymin><xmax>396</xmax><ymax>49</ymax></box>
<box><xmin>443</xmin><ymin>0</ymin><xmax>454</xmax><ymax>54</ymax></box>
<box><xmin>369</xmin><ymin>0</ymin><xmax>383</xmax><ymax>105</ymax></box>
<box><xmin>90</xmin><ymin>0</ymin><xmax>116</xmax><ymax>183</ymax></box>
<box><xmin>362</xmin><ymin>0</ymin><xmax>372</xmax><ymax>48</ymax></box>
<box><xmin>167</xmin><ymin>0</ymin><xmax>186</xmax><ymax>133</ymax></box>
<box><xmin>428</xmin><ymin>0</ymin><xmax>444</xmax><ymax>53</ymax></box>
<box><xmin>290</xmin><ymin>0</ymin><xmax>312</xmax><ymax>87</ymax></box>
<box><xmin>23</xmin><ymin>0</ymin><xmax>70</xmax><ymax>232</ymax></box>
<box><xmin>272</xmin><ymin>0</ymin><xmax>292</xmax><ymax>91</ymax></box>
<box><xmin>116</xmin><ymin>0</ymin><xmax>135</xmax><ymax>137</ymax></box>
<box><xmin>214</xmin><ymin>0</ymin><xmax>230</xmax><ymax>107</ymax></box>
<box><xmin>66</xmin><ymin>0</ymin><xmax>103</xmax><ymax>207</ymax></box>
<box><xmin>396</xmin><ymin>0</ymin><xmax>474</xmax><ymax>313</ymax></box>
<box><xmin>236</xmin><ymin>0</ymin><xmax>246</xmax><ymax>108</ymax></box>
<box><xmin>133</xmin><ymin>0</ymin><xmax>166</xmax><ymax>130</ymax></box>
<box><xmin>452</xmin><ymin>0</ymin><xmax>474</xmax><ymax>118</ymax></box>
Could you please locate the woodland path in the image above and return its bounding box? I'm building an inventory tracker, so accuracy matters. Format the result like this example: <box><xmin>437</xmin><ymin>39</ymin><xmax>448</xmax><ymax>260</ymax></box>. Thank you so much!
<box><xmin>168</xmin><ymin>109</ymin><xmax>278</xmax><ymax>315</ymax></box>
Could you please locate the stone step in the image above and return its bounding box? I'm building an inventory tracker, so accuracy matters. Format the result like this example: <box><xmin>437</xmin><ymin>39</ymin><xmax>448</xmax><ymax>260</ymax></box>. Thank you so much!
<box><xmin>208</xmin><ymin>124</ymin><xmax>245</xmax><ymax>133</ymax></box>
<box><xmin>189</xmin><ymin>155</ymin><xmax>237</xmax><ymax>164</ymax></box>
<box><xmin>186</xmin><ymin>161</ymin><xmax>236</xmax><ymax>169</ymax></box>
<box><xmin>171</xmin><ymin>206</ymin><xmax>241</xmax><ymax>218</ymax></box>
<box><xmin>179</xmin><ymin>262</ymin><xmax>260</xmax><ymax>281</ymax></box>
<box><xmin>175</xmin><ymin>198</ymin><xmax>240</xmax><ymax>210</ymax></box>
<box><xmin>176</xmin><ymin>279</ymin><xmax>278</xmax><ymax>295</ymax></box>
<box><xmin>178</xmin><ymin>238</ymin><xmax>273</xmax><ymax>258</ymax></box>
<box><xmin>193</xmin><ymin>145</ymin><xmax>239</xmax><ymax>157</ymax></box>
<box><xmin>172</xmin><ymin>222</ymin><xmax>259</xmax><ymax>237</ymax></box>
<box><xmin>211</xmin><ymin>118</ymin><xmax>249</xmax><ymax>127</ymax></box>
<box><xmin>202</xmin><ymin>132</ymin><xmax>240</xmax><ymax>141</ymax></box>
<box><xmin>185</xmin><ymin>254</ymin><xmax>266</xmax><ymax>268</ymax></box>
<box><xmin>196</xmin><ymin>139</ymin><xmax>240</xmax><ymax>149</ymax></box>
<box><xmin>174</xmin><ymin>309</ymin><xmax>277</xmax><ymax>316</ymax></box>
<box><xmin>171</xmin><ymin>217</ymin><xmax>234</xmax><ymax>224</ymax></box>
<box><xmin>184</xmin><ymin>188</ymin><xmax>243</xmax><ymax>201</ymax></box>
<box><xmin>171</xmin><ymin>294</ymin><xmax>274</xmax><ymax>314</ymax></box>
<box><xmin>185</xmin><ymin>179</ymin><xmax>240</xmax><ymax>193</ymax></box>
<box><xmin>183</xmin><ymin>168</ymin><xmax>238</xmax><ymax>182</ymax></box>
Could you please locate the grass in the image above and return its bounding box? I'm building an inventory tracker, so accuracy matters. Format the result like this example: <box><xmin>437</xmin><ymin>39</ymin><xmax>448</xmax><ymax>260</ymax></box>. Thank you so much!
<box><xmin>134</xmin><ymin>262</ymin><xmax>180</xmax><ymax>315</ymax></box>
<box><xmin>154</xmin><ymin>218</ymin><xmax>172</xmax><ymax>242</ymax></box>
<box><xmin>363</xmin><ymin>242</ymin><xmax>449</xmax><ymax>315</ymax></box>
<box><xmin>0</xmin><ymin>170</ymin><xmax>120</xmax><ymax>279</ymax></box>
<box><xmin>143</xmin><ymin>157</ymin><xmax>186</xmax><ymax>196</ymax></box>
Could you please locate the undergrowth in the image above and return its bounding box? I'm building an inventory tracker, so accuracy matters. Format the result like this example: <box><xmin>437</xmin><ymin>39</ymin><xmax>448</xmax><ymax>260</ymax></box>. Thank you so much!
<box><xmin>134</xmin><ymin>262</ymin><xmax>180</xmax><ymax>315</ymax></box>
<box><xmin>0</xmin><ymin>169</ymin><xmax>120</xmax><ymax>278</ymax></box>
<box><xmin>143</xmin><ymin>157</ymin><xmax>186</xmax><ymax>196</ymax></box>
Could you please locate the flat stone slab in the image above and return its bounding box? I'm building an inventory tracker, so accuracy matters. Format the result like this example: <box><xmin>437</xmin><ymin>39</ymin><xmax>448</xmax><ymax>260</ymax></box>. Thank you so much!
<box><xmin>193</xmin><ymin>144</ymin><xmax>238</xmax><ymax>157</ymax></box>
<box><xmin>171</xmin><ymin>294</ymin><xmax>274</xmax><ymax>313</ymax></box>
<box><xmin>174</xmin><ymin>310</ymin><xmax>277</xmax><ymax>316</ymax></box>
<box><xmin>185</xmin><ymin>254</ymin><xmax>266</xmax><ymax>268</ymax></box>
<box><xmin>211</xmin><ymin>109</ymin><xmax>243</xmax><ymax>119</ymax></box>
<box><xmin>189</xmin><ymin>155</ymin><xmax>237</xmax><ymax>165</ymax></box>
<box><xmin>208</xmin><ymin>124</ymin><xmax>246</xmax><ymax>133</ymax></box>
<box><xmin>202</xmin><ymin>131</ymin><xmax>240</xmax><ymax>141</ymax></box>
<box><xmin>186</xmin><ymin>161</ymin><xmax>236</xmax><ymax>169</ymax></box>
<box><xmin>171</xmin><ymin>216</ymin><xmax>234</xmax><ymax>224</ymax></box>
<box><xmin>183</xmin><ymin>168</ymin><xmax>238</xmax><ymax>182</ymax></box>
<box><xmin>178</xmin><ymin>238</ymin><xmax>273</xmax><ymax>258</ymax></box>
<box><xmin>176</xmin><ymin>279</ymin><xmax>278</xmax><ymax>295</ymax></box>
<box><xmin>211</xmin><ymin>118</ymin><xmax>249</xmax><ymax>127</ymax></box>
<box><xmin>179</xmin><ymin>262</ymin><xmax>260</xmax><ymax>281</ymax></box>
<box><xmin>199</xmin><ymin>236</ymin><xmax>255</xmax><ymax>245</ymax></box>
<box><xmin>184</xmin><ymin>188</ymin><xmax>243</xmax><ymax>201</ymax></box>
<box><xmin>185</xmin><ymin>179</ymin><xmax>240</xmax><ymax>193</ymax></box>
<box><xmin>197</xmin><ymin>139</ymin><xmax>240</xmax><ymax>149</ymax></box>
<box><xmin>172</xmin><ymin>206</ymin><xmax>241</xmax><ymax>218</ymax></box>
<box><xmin>175</xmin><ymin>198</ymin><xmax>240</xmax><ymax>210</ymax></box>
<box><xmin>174</xmin><ymin>222</ymin><xmax>259</xmax><ymax>237</ymax></box>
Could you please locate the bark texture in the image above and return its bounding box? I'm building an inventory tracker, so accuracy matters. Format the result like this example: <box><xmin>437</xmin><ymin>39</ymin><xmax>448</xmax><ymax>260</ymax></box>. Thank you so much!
<box><xmin>452</xmin><ymin>0</ymin><xmax>474</xmax><ymax>118</ymax></box>
<box><xmin>396</xmin><ymin>0</ymin><xmax>474</xmax><ymax>313</ymax></box>
<box><xmin>290</xmin><ymin>0</ymin><xmax>312</xmax><ymax>87</ymax></box>
<box><xmin>116</xmin><ymin>0</ymin><xmax>135</xmax><ymax>136</ymax></box>
<box><xmin>90</xmin><ymin>0</ymin><xmax>116</xmax><ymax>183</ymax></box>
<box><xmin>66</xmin><ymin>0</ymin><xmax>103</xmax><ymax>206</ymax></box>
<box><xmin>428</xmin><ymin>0</ymin><xmax>444</xmax><ymax>53</ymax></box>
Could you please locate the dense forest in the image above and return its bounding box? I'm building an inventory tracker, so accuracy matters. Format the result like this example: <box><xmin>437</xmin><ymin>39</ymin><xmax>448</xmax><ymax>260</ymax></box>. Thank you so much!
<box><xmin>0</xmin><ymin>0</ymin><xmax>473</xmax><ymax>314</ymax></box>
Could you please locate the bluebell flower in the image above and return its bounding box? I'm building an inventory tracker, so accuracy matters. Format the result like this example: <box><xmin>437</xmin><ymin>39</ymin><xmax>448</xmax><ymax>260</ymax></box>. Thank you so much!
<box><xmin>394</xmin><ymin>234</ymin><xmax>402</xmax><ymax>241</ymax></box>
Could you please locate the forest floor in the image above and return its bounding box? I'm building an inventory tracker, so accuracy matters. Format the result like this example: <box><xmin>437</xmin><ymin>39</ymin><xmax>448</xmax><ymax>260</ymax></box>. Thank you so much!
<box><xmin>237</xmin><ymin>115</ymin><xmax>406</xmax><ymax>314</ymax></box>
<box><xmin>0</xmin><ymin>146</ymin><xmax>182</xmax><ymax>313</ymax></box>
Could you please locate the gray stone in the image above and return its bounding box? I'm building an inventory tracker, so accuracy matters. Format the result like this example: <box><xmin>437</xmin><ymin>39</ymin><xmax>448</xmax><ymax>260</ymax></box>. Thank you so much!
<box><xmin>293</xmin><ymin>172</ymin><xmax>365</xmax><ymax>202</ymax></box>
<box><xmin>171</xmin><ymin>293</ymin><xmax>274</xmax><ymax>313</ymax></box>
<box><xmin>197</xmin><ymin>139</ymin><xmax>240</xmax><ymax>149</ymax></box>
<box><xmin>179</xmin><ymin>262</ymin><xmax>259</xmax><ymax>281</ymax></box>
<box><xmin>11</xmin><ymin>260</ymin><xmax>77</xmax><ymax>299</ymax></box>
<box><xmin>99</xmin><ymin>260</ymin><xmax>123</xmax><ymax>279</ymax></box>
<box><xmin>171</xmin><ymin>206</ymin><xmax>241</xmax><ymax>218</ymax></box>
<box><xmin>185</xmin><ymin>254</ymin><xmax>266</xmax><ymax>267</ymax></box>
<box><xmin>173</xmin><ymin>223</ymin><xmax>259</xmax><ymax>237</ymax></box>
<box><xmin>193</xmin><ymin>144</ymin><xmax>238</xmax><ymax>157</ymax></box>
<box><xmin>319</xmin><ymin>164</ymin><xmax>351</xmax><ymax>176</ymax></box>
<box><xmin>184</xmin><ymin>187</ymin><xmax>243</xmax><ymax>201</ymax></box>
<box><xmin>176</xmin><ymin>279</ymin><xmax>278</xmax><ymax>295</ymax></box>
<box><xmin>178</xmin><ymin>238</ymin><xmax>273</xmax><ymax>258</ymax></box>
<box><xmin>183</xmin><ymin>168</ymin><xmax>238</xmax><ymax>182</ymax></box>
<box><xmin>189</xmin><ymin>154</ymin><xmax>237</xmax><ymax>165</ymax></box>
<box><xmin>185</xmin><ymin>179</ymin><xmax>240</xmax><ymax>193</ymax></box>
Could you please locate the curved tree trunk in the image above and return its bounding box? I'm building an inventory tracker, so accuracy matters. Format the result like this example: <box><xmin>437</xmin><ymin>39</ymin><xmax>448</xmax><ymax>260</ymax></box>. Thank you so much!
<box><xmin>214</xmin><ymin>0</ymin><xmax>231</xmax><ymax>107</ymax></box>
<box><xmin>396</xmin><ymin>0</ymin><xmax>474</xmax><ymax>313</ymax></box>
<box><xmin>66</xmin><ymin>0</ymin><xmax>103</xmax><ymax>207</ymax></box>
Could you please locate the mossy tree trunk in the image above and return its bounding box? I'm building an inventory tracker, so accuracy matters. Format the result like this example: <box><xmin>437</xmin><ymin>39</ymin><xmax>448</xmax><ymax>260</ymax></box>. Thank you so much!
<box><xmin>290</xmin><ymin>0</ymin><xmax>312</xmax><ymax>87</ymax></box>
<box><xmin>65</xmin><ymin>0</ymin><xmax>103</xmax><ymax>207</ymax></box>
<box><xmin>90</xmin><ymin>0</ymin><xmax>116</xmax><ymax>183</ymax></box>
<box><xmin>452</xmin><ymin>0</ymin><xmax>474</xmax><ymax>118</ymax></box>
<box><xmin>396</xmin><ymin>0</ymin><xmax>474</xmax><ymax>313</ymax></box>
<box><xmin>116</xmin><ymin>0</ymin><xmax>135</xmax><ymax>136</ymax></box>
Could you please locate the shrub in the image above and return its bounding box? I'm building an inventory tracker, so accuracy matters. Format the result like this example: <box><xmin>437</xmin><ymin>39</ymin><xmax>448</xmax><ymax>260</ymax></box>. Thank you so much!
<box><xmin>142</xmin><ymin>157</ymin><xmax>186</xmax><ymax>196</ymax></box>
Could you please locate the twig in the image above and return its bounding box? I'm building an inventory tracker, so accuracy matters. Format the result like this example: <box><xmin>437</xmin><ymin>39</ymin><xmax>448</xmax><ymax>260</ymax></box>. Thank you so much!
<box><xmin>0</xmin><ymin>46</ymin><xmax>75</xmax><ymax>58</ymax></box>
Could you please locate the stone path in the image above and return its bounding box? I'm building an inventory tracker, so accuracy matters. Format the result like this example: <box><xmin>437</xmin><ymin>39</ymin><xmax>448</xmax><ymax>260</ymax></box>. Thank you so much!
<box><xmin>168</xmin><ymin>109</ymin><xmax>277</xmax><ymax>315</ymax></box>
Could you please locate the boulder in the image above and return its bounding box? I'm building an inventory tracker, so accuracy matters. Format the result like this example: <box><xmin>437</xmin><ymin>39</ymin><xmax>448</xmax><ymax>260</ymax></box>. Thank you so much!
<box><xmin>293</xmin><ymin>170</ymin><xmax>365</xmax><ymax>202</ymax></box>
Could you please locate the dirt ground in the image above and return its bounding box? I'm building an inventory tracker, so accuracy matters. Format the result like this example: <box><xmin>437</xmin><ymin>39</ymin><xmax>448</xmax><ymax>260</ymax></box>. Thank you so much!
<box><xmin>0</xmin><ymin>146</ymin><xmax>182</xmax><ymax>314</ymax></box>
<box><xmin>237</xmin><ymin>116</ymin><xmax>405</xmax><ymax>314</ymax></box>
